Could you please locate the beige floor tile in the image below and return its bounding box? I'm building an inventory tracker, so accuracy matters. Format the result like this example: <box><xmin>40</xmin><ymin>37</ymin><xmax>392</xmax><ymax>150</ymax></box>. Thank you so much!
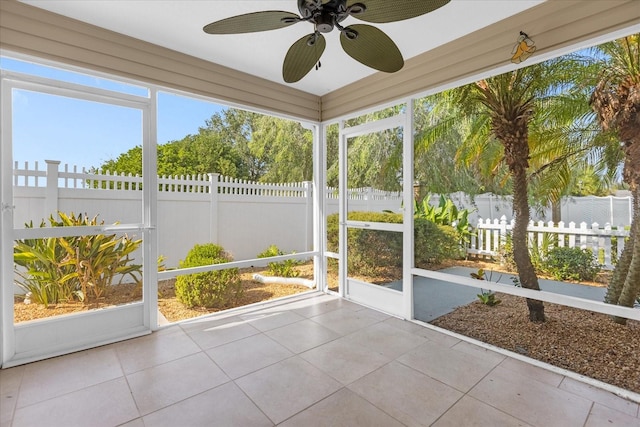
<box><xmin>114</xmin><ymin>327</ymin><xmax>201</xmax><ymax>374</ymax></box>
<box><xmin>117</xmin><ymin>418</ymin><xmax>145</xmax><ymax>427</ymax></box>
<box><xmin>349</xmin><ymin>361</ymin><xmax>463</xmax><ymax>426</ymax></box>
<box><xmin>300</xmin><ymin>336</ymin><xmax>391</xmax><ymax>385</ymax></box>
<box><xmin>235</xmin><ymin>356</ymin><xmax>341</xmax><ymax>424</ymax></box>
<box><xmin>469</xmin><ymin>365</ymin><xmax>592</xmax><ymax>427</ymax></box>
<box><xmin>265</xmin><ymin>318</ymin><xmax>340</xmax><ymax>353</ymax></box>
<box><xmin>12</xmin><ymin>377</ymin><xmax>138</xmax><ymax>427</ymax></box>
<box><xmin>450</xmin><ymin>340</ymin><xmax>507</xmax><ymax>365</ymax></box>
<box><xmin>412</xmin><ymin>325</ymin><xmax>462</xmax><ymax>347</ymax></box>
<box><xmin>206</xmin><ymin>333</ymin><xmax>293</xmax><ymax>379</ymax></box>
<box><xmin>16</xmin><ymin>347</ymin><xmax>123</xmax><ymax>408</ymax></box>
<box><xmin>0</xmin><ymin>365</ymin><xmax>24</xmax><ymax>425</ymax></box>
<box><xmin>309</xmin><ymin>307</ymin><xmax>386</xmax><ymax>335</ymax></box>
<box><xmin>397</xmin><ymin>341</ymin><xmax>499</xmax><ymax>392</ymax></box>
<box><xmin>559</xmin><ymin>377</ymin><xmax>640</xmax><ymax>416</ymax></box>
<box><xmin>280</xmin><ymin>388</ymin><xmax>404</xmax><ymax>427</ymax></box>
<box><xmin>180</xmin><ymin>315</ymin><xmax>260</xmax><ymax>349</ymax></box>
<box><xmin>142</xmin><ymin>382</ymin><xmax>273</xmax><ymax>427</ymax></box>
<box><xmin>285</xmin><ymin>293</ymin><xmax>350</xmax><ymax>316</ymax></box>
<box><xmin>345</xmin><ymin>322</ymin><xmax>428</xmax><ymax>359</ymax></box>
<box><xmin>432</xmin><ymin>395</ymin><xmax>532</xmax><ymax>427</ymax></box>
<box><xmin>240</xmin><ymin>310</ymin><xmax>305</xmax><ymax>332</ymax></box>
<box><xmin>127</xmin><ymin>352</ymin><xmax>229</xmax><ymax>415</ymax></box>
<box><xmin>585</xmin><ymin>402</ymin><xmax>640</xmax><ymax>427</ymax></box>
<box><xmin>499</xmin><ymin>357</ymin><xmax>564</xmax><ymax>387</ymax></box>
<box><xmin>383</xmin><ymin>316</ymin><xmax>431</xmax><ymax>334</ymax></box>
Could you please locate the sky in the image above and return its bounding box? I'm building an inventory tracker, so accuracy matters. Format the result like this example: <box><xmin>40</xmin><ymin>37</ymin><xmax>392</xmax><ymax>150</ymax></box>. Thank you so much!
<box><xmin>2</xmin><ymin>57</ymin><xmax>226</xmax><ymax>171</ymax></box>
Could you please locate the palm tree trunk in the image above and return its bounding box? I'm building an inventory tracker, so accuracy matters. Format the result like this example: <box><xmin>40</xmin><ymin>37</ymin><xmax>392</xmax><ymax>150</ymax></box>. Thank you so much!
<box><xmin>613</xmin><ymin>219</ymin><xmax>640</xmax><ymax>325</ymax></box>
<box><xmin>606</xmin><ymin>187</ymin><xmax>638</xmax><ymax>304</ymax></box>
<box><xmin>551</xmin><ymin>200</ymin><xmax>561</xmax><ymax>224</ymax></box>
<box><xmin>511</xmin><ymin>164</ymin><xmax>546</xmax><ymax>322</ymax></box>
<box><xmin>612</xmin><ymin>186</ymin><xmax>640</xmax><ymax>325</ymax></box>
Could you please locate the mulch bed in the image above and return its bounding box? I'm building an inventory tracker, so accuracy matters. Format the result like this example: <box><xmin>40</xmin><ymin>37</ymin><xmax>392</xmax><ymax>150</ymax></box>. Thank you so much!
<box><xmin>431</xmin><ymin>293</ymin><xmax>640</xmax><ymax>394</ymax></box>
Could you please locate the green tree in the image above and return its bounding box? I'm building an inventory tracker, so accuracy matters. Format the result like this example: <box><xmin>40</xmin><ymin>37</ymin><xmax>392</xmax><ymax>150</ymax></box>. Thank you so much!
<box><xmin>414</xmin><ymin>97</ymin><xmax>508</xmax><ymax>197</ymax></box>
<box><xmin>590</xmin><ymin>34</ymin><xmax>640</xmax><ymax>323</ymax></box>
<box><xmin>98</xmin><ymin>108</ymin><xmax>313</xmax><ymax>184</ymax></box>
<box><xmin>249</xmin><ymin>114</ymin><xmax>313</xmax><ymax>182</ymax></box>
<box><xmin>417</xmin><ymin>56</ymin><xmax>596</xmax><ymax>322</ymax></box>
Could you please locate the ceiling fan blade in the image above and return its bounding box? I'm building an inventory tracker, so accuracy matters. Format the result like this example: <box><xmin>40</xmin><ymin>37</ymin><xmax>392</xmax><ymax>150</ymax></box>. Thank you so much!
<box><xmin>350</xmin><ymin>0</ymin><xmax>450</xmax><ymax>23</ymax></box>
<box><xmin>203</xmin><ymin>11</ymin><xmax>301</xmax><ymax>34</ymax></box>
<box><xmin>340</xmin><ymin>24</ymin><xmax>403</xmax><ymax>73</ymax></box>
<box><xmin>283</xmin><ymin>33</ymin><xmax>326</xmax><ymax>83</ymax></box>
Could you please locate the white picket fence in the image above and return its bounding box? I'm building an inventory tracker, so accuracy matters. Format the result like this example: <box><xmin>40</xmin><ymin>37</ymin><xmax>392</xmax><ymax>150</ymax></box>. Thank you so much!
<box><xmin>469</xmin><ymin>216</ymin><xmax>629</xmax><ymax>269</ymax></box>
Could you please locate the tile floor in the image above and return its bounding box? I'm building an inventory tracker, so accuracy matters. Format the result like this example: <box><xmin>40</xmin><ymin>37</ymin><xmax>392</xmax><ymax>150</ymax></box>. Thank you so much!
<box><xmin>1</xmin><ymin>291</ymin><xmax>639</xmax><ymax>427</ymax></box>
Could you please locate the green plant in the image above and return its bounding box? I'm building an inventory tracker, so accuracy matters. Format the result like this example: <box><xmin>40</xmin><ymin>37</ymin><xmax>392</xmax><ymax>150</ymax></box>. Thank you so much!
<box><xmin>257</xmin><ymin>245</ymin><xmax>300</xmax><ymax>278</ymax></box>
<box><xmin>414</xmin><ymin>194</ymin><xmax>474</xmax><ymax>242</ymax></box>
<box><xmin>528</xmin><ymin>232</ymin><xmax>558</xmax><ymax>272</ymax></box>
<box><xmin>175</xmin><ymin>243</ymin><xmax>242</xmax><ymax>308</ymax></box>
<box><xmin>469</xmin><ymin>268</ymin><xmax>502</xmax><ymax>282</ymax></box>
<box><xmin>476</xmin><ymin>290</ymin><xmax>501</xmax><ymax>306</ymax></box>
<box><xmin>470</xmin><ymin>269</ymin><xmax>502</xmax><ymax>306</ymax></box>
<box><xmin>499</xmin><ymin>231</ymin><xmax>557</xmax><ymax>275</ymax></box>
<box><xmin>326</xmin><ymin>212</ymin><xmax>462</xmax><ymax>278</ymax></box>
<box><xmin>14</xmin><ymin>212</ymin><xmax>142</xmax><ymax>306</ymax></box>
<box><xmin>542</xmin><ymin>246</ymin><xmax>601</xmax><ymax>282</ymax></box>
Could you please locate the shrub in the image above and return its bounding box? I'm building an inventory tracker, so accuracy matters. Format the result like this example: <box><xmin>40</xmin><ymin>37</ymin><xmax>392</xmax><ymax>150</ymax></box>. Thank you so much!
<box><xmin>414</xmin><ymin>194</ymin><xmax>474</xmax><ymax>243</ymax></box>
<box><xmin>542</xmin><ymin>246</ymin><xmax>601</xmax><ymax>282</ymax></box>
<box><xmin>326</xmin><ymin>212</ymin><xmax>462</xmax><ymax>277</ymax></box>
<box><xmin>257</xmin><ymin>245</ymin><xmax>300</xmax><ymax>278</ymax></box>
<box><xmin>14</xmin><ymin>212</ymin><xmax>142</xmax><ymax>305</ymax></box>
<box><xmin>175</xmin><ymin>243</ymin><xmax>242</xmax><ymax>308</ymax></box>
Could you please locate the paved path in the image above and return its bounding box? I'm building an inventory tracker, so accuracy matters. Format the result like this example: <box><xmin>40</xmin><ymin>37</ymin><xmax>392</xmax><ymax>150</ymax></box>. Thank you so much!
<box><xmin>386</xmin><ymin>266</ymin><xmax>607</xmax><ymax>322</ymax></box>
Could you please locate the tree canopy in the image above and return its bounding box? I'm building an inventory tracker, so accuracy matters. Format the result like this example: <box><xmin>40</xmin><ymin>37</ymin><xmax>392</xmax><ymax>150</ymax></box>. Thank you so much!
<box><xmin>97</xmin><ymin>109</ymin><xmax>313</xmax><ymax>183</ymax></box>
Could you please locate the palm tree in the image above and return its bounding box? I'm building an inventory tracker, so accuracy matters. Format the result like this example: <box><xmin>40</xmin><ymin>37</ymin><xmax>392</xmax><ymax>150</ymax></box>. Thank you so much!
<box><xmin>417</xmin><ymin>56</ymin><xmax>596</xmax><ymax>322</ymax></box>
<box><xmin>590</xmin><ymin>34</ymin><xmax>640</xmax><ymax>324</ymax></box>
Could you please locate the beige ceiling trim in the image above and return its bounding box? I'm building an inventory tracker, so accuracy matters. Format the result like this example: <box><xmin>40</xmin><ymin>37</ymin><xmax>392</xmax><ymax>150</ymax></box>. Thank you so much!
<box><xmin>2</xmin><ymin>1</ymin><xmax>639</xmax><ymax>123</ymax></box>
<box><xmin>320</xmin><ymin>0</ymin><xmax>640</xmax><ymax>121</ymax></box>
<box><xmin>0</xmin><ymin>0</ymin><xmax>321</xmax><ymax>122</ymax></box>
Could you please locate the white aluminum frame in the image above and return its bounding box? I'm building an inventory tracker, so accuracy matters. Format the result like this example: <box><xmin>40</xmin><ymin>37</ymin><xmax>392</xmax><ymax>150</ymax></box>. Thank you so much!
<box><xmin>0</xmin><ymin>71</ymin><xmax>156</xmax><ymax>367</ymax></box>
<box><xmin>338</xmin><ymin>107</ymin><xmax>409</xmax><ymax>317</ymax></box>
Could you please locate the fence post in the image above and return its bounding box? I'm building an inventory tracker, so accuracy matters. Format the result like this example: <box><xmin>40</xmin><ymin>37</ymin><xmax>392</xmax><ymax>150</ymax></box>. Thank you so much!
<box><xmin>499</xmin><ymin>215</ymin><xmax>507</xmax><ymax>250</ymax></box>
<box><xmin>366</xmin><ymin>187</ymin><xmax>373</xmax><ymax>211</ymax></box>
<box><xmin>45</xmin><ymin>160</ymin><xmax>60</xmax><ymax>218</ymax></box>
<box><xmin>305</xmin><ymin>181</ymin><xmax>313</xmax><ymax>251</ymax></box>
<box><xmin>209</xmin><ymin>173</ymin><xmax>220</xmax><ymax>243</ymax></box>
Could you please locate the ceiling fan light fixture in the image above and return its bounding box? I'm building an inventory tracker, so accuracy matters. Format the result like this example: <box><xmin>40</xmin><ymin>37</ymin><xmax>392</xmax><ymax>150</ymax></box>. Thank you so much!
<box><xmin>203</xmin><ymin>0</ymin><xmax>451</xmax><ymax>82</ymax></box>
<box><xmin>315</xmin><ymin>12</ymin><xmax>335</xmax><ymax>33</ymax></box>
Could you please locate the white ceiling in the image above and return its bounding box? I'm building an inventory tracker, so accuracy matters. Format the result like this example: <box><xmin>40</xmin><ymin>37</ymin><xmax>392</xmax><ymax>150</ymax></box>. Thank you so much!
<box><xmin>21</xmin><ymin>0</ymin><xmax>545</xmax><ymax>96</ymax></box>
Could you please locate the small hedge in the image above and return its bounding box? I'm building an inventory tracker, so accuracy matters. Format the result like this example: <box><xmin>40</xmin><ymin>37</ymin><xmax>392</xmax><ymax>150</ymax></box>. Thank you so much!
<box><xmin>257</xmin><ymin>245</ymin><xmax>300</xmax><ymax>278</ymax></box>
<box><xmin>175</xmin><ymin>243</ymin><xmax>242</xmax><ymax>308</ymax></box>
<box><xmin>542</xmin><ymin>246</ymin><xmax>601</xmax><ymax>282</ymax></box>
<box><xmin>326</xmin><ymin>212</ymin><xmax>462</xmax><ymax>276</ymax></box>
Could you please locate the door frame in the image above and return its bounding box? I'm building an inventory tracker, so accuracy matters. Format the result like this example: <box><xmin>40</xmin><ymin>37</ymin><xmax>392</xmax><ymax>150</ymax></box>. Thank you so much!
<box><xmin>337</xmin><ymin>100</ymin><xmax>414</xmax><ymax>319</ymax></box>
<box><xmin>0</xmin><ymin>72</ymin><xmax>158</xmax><ymax>367</ymax></box>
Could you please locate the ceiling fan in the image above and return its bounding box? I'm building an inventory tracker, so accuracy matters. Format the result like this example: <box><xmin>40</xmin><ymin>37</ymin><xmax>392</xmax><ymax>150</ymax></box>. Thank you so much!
<box><xmin>203</xmin><ymin>0</ymin><xmax>450</xmax><ymax>83</ymax></box>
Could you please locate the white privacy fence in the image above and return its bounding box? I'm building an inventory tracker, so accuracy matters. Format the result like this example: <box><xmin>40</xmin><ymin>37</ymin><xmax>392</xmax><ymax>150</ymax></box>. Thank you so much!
<box><xmin>441</xmin><ymin>192</ymin><xmax>633</xmax><ymax>226</ymax></box>
<box><xmin>468</xmin><ymin>216</ymin><xmax>629</xmax><ymax>270</ymax></box>
<box><xmin>12</xmin><ymin>161</ymin><xmax>631</xmax><ymax>270</ymax></box>
<box><xmin>12</xmin><ymin>161</ymin><xmax>402</xmax><ymax>267</ymax></box>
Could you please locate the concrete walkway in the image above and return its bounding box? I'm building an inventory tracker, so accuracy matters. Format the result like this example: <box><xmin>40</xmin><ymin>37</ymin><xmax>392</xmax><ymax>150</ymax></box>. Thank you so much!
<box><xmin>386</xmin><ymin>266</ymin><xmax>607</xmax><ymax>322</ymax></box>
